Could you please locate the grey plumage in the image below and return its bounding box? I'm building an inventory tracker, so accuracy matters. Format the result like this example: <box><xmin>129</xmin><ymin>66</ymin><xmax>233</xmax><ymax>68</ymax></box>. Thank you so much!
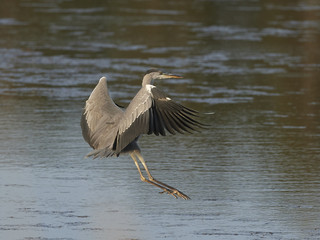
<box><xmin>81</xmin><ymin>69</ymin><xmax>203</xmax><ymax>199</ymax></box>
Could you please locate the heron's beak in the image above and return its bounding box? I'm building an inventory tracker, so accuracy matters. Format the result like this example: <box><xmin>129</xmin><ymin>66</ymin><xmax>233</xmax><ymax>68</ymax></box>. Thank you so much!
<box><xmin>159</xmin><ymin>73</ymin><xmax>183</xmax><ymax>79</ymax></box>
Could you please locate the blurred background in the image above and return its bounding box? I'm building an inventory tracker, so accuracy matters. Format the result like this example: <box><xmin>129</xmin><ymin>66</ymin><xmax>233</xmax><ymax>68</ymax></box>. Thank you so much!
<box><xmin>0</xmin><ymin>0</ymin><xmax>319</xmax><ymax>239</ymax></box>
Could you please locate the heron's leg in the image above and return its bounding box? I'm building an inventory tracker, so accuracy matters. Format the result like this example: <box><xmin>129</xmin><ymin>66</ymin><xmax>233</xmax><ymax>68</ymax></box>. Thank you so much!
<box><xmin>129</xmin><ymin>153</ymin><xmax>145</xmax><ymax>180</ymax></box>
<box><xmin>129</xmin><ymin>153</ymin><xmax>176</xmax><ymax>197</ymax></box>
<box><xmin>133</xmin><ymin>152</ymin><xmax>154</xmax><ymax>180</ymax></box>
<box><xmin>134</xmin><ymin>152</ymin><xmax>190</xmax><ymax>200</ymax></box>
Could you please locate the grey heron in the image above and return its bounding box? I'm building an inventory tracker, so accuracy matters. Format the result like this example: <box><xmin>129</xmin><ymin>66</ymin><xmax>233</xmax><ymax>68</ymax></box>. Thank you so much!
<box><xmin>81</xmin><ymin>69</ymin><xmax>203</xmax><ymax>200</ymax></box>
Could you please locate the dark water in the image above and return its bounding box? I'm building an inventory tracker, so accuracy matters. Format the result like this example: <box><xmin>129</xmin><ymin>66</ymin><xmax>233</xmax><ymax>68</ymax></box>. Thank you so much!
<box><xmin>1</xmin><ymin>0</ymin><xmax>320</xmax><ymax>239</ymax></box>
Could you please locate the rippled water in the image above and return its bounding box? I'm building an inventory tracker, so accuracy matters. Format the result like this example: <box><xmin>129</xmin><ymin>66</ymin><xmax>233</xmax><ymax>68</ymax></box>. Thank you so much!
<box><xmin>1</xmin><ymin>1</ymin><xmax>320</xmax><ymax>239</ymax></box>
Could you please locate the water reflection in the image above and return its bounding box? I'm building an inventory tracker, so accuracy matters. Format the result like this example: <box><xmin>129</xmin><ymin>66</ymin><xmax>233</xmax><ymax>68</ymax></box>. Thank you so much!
<box><xmin>1</xmin><ymin>0</ymin><xmax>320</xmax><ymax>239</ymax></box>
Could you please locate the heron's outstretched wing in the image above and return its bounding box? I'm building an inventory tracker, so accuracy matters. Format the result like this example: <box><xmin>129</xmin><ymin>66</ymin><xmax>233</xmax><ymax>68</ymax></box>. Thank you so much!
<box><xmin>113</xmin><ymin>85</ymin><xmax>203</xmax><ymax>154</ymax></box>
<box><xmin>81</xmin><ymin>77</ymin><xmax>123</xmax><ymax>149</ymax></box>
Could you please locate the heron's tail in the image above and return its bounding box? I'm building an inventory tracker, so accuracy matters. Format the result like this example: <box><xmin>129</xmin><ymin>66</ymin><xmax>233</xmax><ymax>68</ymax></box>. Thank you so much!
<box><xmin>85</xmin><ymin>148</ymin><xmax>115</xmax><ymax>159</ymax></box>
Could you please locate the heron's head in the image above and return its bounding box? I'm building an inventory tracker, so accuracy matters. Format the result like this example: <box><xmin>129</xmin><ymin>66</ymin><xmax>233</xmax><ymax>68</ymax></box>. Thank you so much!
<box><xmin>142</xmin><ymin>69</ymin><xmax>182</xmax><ymax>86</ymax></box>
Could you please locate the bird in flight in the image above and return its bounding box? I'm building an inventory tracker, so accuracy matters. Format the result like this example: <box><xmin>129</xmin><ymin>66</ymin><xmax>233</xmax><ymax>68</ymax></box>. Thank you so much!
<box><xmin>81</xmin><ymin>69</ymin><xmax>203</xmax><ymax>199</ymax></box>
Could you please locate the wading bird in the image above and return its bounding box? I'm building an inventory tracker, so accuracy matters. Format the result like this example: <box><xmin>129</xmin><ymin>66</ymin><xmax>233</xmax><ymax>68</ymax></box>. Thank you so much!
<box><xmin>81</xmin><ymin>69</ymin><xmax>203</xmax><ymax>199</ymax></box>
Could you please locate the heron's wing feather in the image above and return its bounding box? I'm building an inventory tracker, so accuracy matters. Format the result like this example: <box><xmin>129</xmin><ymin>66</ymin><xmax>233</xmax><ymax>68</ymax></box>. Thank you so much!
<box><xmin>114</xmin><ymin>86</ymin><xmax>202</xmax><ymax>154</ymax></box>
<box><xmin>115</xmin><ymin>87</ymin><xmax>153</xmax><ymax>152</ymax></box>
<box><xmin>151</xmin><ymin>88</ymin><xmax>203</xmax><ymax>134</ymax></box>
<box><xmin>81</xmin><ymin>77</ymin><xmax>123</xmax><ymax>149</ymax></box>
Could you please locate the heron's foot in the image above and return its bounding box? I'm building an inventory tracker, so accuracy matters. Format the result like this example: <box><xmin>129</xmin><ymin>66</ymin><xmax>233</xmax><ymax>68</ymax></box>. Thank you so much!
<box><xmin>150</xmin><ymin>178</ymin><xmax>190</xmax><ymax>200</ymax></box>
<box><xmin>143</xmin><ymin>178</ymin><xmax>190</xmax><ymax>200</ymax></box>
<box><xmin>159</xmin><ymin>189</ymin><xmax>178</xmax><ymax>199</ymax></box>
<box><xmin>159</xmin><ymin>187</ymin><xmax>190</xmax><ymax>200</ymax></box>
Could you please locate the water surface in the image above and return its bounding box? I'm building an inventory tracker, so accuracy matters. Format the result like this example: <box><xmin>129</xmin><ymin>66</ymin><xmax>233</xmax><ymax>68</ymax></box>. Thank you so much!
<box><xmin>1</xmin><ymin>0</ymin><xmax>320</xmax><ymax>239</ymax></box>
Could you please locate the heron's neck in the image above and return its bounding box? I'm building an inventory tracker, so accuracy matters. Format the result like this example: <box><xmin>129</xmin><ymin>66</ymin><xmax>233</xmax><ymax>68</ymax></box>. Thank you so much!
<box><xmin>142</xmin><ymin>76</ymin><xmax>153</xmax><ymax>87</ymax></box>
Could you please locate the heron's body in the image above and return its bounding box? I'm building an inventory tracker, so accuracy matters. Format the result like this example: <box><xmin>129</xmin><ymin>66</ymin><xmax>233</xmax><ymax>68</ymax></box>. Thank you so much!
<box><xmin>81</xmin><ymin>70</ymin><xmax>202</xmax><ymax>199</ymax></box>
